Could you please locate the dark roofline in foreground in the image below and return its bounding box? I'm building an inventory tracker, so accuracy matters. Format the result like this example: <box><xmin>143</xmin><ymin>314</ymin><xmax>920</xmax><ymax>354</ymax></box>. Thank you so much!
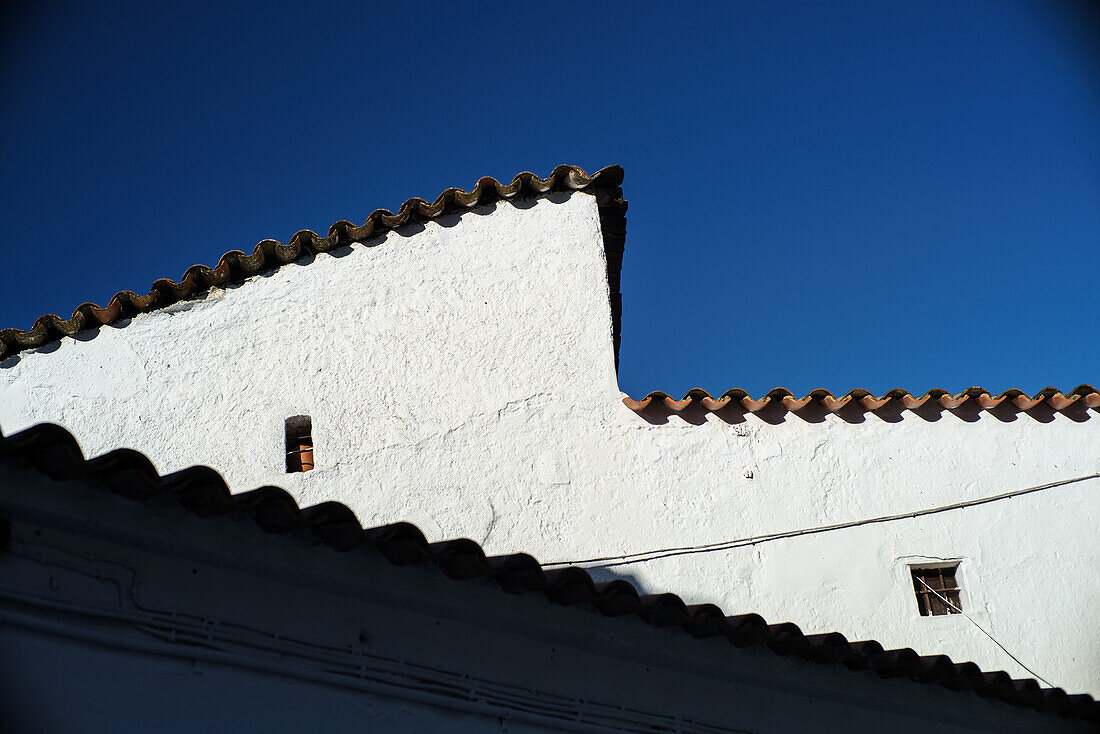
<box><xmin>1</xmin><ymin>421</ymin><xmax>1095</xmax><ymax>722</ymax></box>
<box><xmin>0</xmin><ymin>165</ymin><xmax>627</xmax><ymax>367</ymax></box>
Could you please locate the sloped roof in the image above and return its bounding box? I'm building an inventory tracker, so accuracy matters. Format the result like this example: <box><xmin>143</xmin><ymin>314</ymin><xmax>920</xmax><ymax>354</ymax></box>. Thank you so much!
<box><xmin>4</xmin><ymin>162</ymin><xmax>1089</xmax><ymax>417</ymax></box>
<box><xmin>1</xmin><ymin>421</ymin><xmax>1096</xmax><ymax>723</ymax></box>
<box><xmin>0</xmin><ymin>165</ymin><xmax>627</xmax><ymax>366</ymax></box>
<box><xmin>625</xmin><ymin>385</ymin><xmax>1100</xmax><ymax>416</ymax></box>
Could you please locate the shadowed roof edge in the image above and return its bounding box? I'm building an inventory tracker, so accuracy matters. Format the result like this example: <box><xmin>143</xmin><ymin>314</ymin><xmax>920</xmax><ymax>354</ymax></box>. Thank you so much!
<box><xmin>1</xmin><ymin>421</ymin><xmax>1096</xmax><ymax>722</ymax></box>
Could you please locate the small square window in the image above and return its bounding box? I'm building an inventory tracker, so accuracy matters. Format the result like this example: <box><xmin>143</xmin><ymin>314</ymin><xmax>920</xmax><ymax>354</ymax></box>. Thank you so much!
<box><xmin>285</xmin><ymin>416</ymin><xmax>314</xmax><ymax>473</ymax></box>
<box><xmin>911</xmin><ymin>564</ymin><xmax>962</xmax><ymax>616</ymax></box>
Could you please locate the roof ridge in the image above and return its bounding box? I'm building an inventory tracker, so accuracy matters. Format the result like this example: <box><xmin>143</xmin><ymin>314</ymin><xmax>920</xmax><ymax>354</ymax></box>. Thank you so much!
<box><xmin>1</xmin><ymin>420</ymin><xmax>1096</xmax><ymax>721</ymax></box>
<box><xmin>0</xmin><ymin>164</ymin><xmax>626</xmax><ymax>361</ymax></box>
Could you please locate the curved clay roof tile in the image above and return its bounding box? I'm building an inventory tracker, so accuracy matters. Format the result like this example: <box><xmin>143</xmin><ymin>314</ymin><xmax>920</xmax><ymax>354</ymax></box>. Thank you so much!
<box><xmin>0</xmin><ymin>165</ymin><xmax>626</xmax><ymax>361</ymax></box>
<box><xmin>624</xmin><ymin>385</ymin><xmax>1100</xmax><ymax>418</ymax></box>
<box><xmin>6</xmin><ymin>420</ymin><xmax>1094</xmax><ymax>719</ymax></box>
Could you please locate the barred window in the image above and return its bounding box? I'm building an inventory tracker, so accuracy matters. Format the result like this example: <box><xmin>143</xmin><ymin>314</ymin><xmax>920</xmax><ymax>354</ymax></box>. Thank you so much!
<box><xmin>911</xmin><ymin>564</ymin><xmax>962</xmax><ymax>616</ymax></box>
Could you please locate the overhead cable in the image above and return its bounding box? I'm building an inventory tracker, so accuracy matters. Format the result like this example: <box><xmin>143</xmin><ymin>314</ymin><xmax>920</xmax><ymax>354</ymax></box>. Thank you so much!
<box><xmin>542</xmin><ymin>472</ymin><xmax>1100</xmax><ymax>569</ymax></box>
<box><xmin>913</xmin><ymin>576</ymin><xmax>1056</xmax><ymax>689</ymax></box>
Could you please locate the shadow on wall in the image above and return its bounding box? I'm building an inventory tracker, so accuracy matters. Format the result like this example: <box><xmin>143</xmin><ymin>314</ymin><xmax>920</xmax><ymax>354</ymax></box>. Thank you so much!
<box><xmin>0</xmin><ymin>327</ymin><xmax>121</xmax><ymax>368</ymax></box>
<box><xmin>583</xmin><ymin>566</ymin><xmax>651</xmax><ymax>596</ymax></box>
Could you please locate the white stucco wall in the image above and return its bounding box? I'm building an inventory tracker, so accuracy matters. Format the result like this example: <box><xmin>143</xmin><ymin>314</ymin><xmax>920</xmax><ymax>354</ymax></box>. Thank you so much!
<box><xmin>2</xmin><ymin>191</ymin><xmax>1098</xmax><ymax>695</ymax></box>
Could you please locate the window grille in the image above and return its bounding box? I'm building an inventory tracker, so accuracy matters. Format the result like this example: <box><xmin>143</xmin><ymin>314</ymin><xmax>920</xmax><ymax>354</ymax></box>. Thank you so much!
<box><xmin>911</xmin><ymin>564</ymin><xmax>962</xmax><ymax>616</ymax></box>
<box><xmin>285</xmin><ymin>416</ymin><xmax>314</xmax><ymax>473</ymax></box>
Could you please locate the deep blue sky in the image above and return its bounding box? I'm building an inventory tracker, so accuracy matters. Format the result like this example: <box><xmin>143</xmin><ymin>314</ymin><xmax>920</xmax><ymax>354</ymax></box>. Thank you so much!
<box><xmin>2</xmin><ymin>2</ymin><xmax>1098</xmax><ymax>398</ymax></box>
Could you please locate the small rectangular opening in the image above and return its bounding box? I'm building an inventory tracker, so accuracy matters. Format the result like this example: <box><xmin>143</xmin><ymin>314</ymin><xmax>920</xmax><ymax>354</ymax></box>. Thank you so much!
<box><xmin>911</xmin><ymin>564</ymin><xmax>962</xmax><ymax>616</ymax></box>
<box><xmin>285</xmin><ymin>416</ymin><xmax>314</xmax><ymax>473</ymax></box>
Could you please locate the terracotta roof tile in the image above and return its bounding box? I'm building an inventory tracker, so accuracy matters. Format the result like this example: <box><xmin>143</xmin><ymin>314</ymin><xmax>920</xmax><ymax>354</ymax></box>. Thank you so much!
<box><xmin>624</xmin><ymin>385</ymin><xmax>1100</xmax><ymax>416</ymax></box>
<box><xmin>1</xmin><ymin>421</ymin><xmax>1096</xmax><ymax>722</ymax></box>
<box><xmin>0</xmin><ymin>165</ymin><xmax>628</xmax><ymax>366</ymax></box>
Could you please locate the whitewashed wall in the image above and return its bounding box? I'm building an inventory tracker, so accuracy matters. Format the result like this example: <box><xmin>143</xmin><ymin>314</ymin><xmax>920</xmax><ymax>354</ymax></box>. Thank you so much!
<box><xmin>2</xmin><ymin>191</ymin><xmax>1097</xmax><ymax>695</ymax></box>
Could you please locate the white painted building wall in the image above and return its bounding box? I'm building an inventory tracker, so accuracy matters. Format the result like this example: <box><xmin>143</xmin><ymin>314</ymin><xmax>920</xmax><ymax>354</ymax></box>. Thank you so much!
<box><xmin>2</xmin><ymin>191</ymin><xmax>1098</xmax><ymax>695</ymax></box>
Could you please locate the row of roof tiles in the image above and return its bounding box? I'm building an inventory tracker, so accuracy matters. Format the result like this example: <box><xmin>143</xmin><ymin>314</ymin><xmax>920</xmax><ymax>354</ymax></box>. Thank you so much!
<box><xmin>624</xmin><ymin>385</ymin><xmax>1100</xmax><ymax>413</ymax></box>
<box><xmin>1</xmin><ymin>421</ymin><xmax>1095</xmax><ymax>722</ymax></box>
<box><xmin>0</xmin><ymin>165</ymin><xmax>626</xmax><ymax>361</ymax></box>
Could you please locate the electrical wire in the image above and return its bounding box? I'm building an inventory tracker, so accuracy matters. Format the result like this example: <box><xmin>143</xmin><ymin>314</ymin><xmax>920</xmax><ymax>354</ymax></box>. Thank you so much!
<box><xmin>913</xmin><ymin>576</ymin><xmax>1056</xmax><ymax>688</ymax></box>
<box><xmin>542</xmin><ymin>472</ymin><xmax>1100</xmax><ymax>569</ymax></box>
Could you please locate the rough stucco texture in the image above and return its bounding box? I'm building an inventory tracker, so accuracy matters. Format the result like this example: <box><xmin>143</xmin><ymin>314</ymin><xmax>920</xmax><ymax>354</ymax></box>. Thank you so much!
<box><xmin>2</xmin><ymin>192</ymin><xmax>1098</xmax><ymax>695</ymax></box>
